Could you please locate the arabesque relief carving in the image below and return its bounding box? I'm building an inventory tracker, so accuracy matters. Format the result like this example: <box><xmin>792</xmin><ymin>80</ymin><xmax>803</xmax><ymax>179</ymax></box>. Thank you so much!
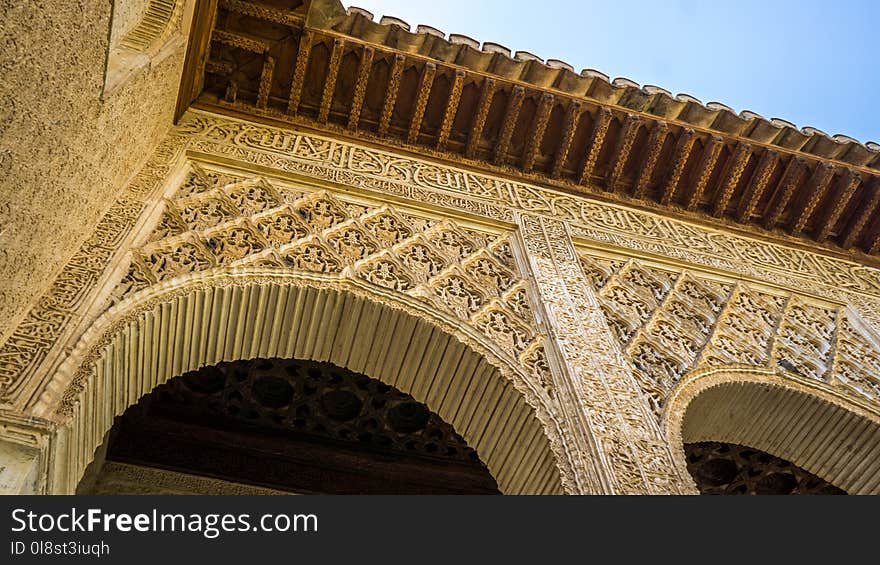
<box><xmin>7</xmin><ymin>110</ymin><xmax>880</xmax><ymax>409</ymax></box>
<box><xmin>0</xmin><ymin>134</ymin><xmax>190</xmax><ymax>406</ymax></box>
<box><xmin>173</xmin><ymin>112</ymin><xmax>880</xmax><ymax>326</ymax></box>
<box><xmin>577</xmin><ymin>250</ymin><xmax>880</xmax><ymax>419</ymax></box>
<box><xmin>4</xmin><ymin>109</ymin><xmax>880</xmax><ymax>494</ymax></box>
<box><xmin>109</xmin><ymin>164</ymin><xmax>551</xmax><ymax>399</ymax></box>
<box><xmin>515</xmin><ymin>214</ymin><xmax>689</xmax><ymax>494</ymax></box>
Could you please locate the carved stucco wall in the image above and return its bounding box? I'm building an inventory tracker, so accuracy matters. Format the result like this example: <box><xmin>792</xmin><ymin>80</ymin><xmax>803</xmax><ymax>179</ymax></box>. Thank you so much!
<box><xmin>576</xmin><ymin>249</ymin><xmax>880</xmax><ymax>415</ymax></box>
<box><xmin>0</xmin><ymin>0</ymin><xmax>190</xmax><ymax>341</ymax></box>
<box><xmin>4</xmin><ymin>109</ymin><xmax>880</xmax><ymax>494</ymax></box>
<box><xmin>33</xmin><ymin>162</ymin><xmax>574</xmax><ymax>494</ymax></box>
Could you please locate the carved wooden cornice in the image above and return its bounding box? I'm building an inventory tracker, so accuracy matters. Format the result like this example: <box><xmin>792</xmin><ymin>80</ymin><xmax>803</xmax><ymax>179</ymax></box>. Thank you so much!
<box><xmin>176</xmin><ymin>0</ymin><xmax>880</xmax><ymax>262</ymax></box>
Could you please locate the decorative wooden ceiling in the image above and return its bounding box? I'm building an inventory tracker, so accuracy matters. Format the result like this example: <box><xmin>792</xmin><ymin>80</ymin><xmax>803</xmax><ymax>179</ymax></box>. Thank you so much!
<box><xmin>177</xmin><ymin>0</ymin><xmax>880</xmax><ymax>261</ymax></box>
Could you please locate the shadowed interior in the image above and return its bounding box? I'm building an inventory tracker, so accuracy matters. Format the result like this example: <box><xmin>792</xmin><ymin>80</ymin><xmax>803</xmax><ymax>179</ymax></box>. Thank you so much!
<box><xmin>81</xmin><ymin>358</ymin><xmax>500</xmax><ymax>494</ymax></box>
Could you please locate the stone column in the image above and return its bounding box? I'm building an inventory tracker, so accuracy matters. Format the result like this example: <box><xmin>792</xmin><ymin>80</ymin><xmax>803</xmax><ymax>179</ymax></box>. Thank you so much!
<box><xmin>0</xmin><ymin>413</ymin><xmax>52</xmax><ymax>494</ymax></box>
<box><xmin>514</xmin><ymin>213</ymin><xmax>692</xmax><ymax>494</ymax></box>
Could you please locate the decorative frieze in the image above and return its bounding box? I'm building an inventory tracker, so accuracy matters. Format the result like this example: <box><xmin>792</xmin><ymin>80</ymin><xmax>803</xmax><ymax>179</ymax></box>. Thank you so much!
<box><xmin>175</xmin><ymin>112</ymin><xmax>880</xmax><ymax>329</ymax></box>
<box><xmin>0</xmin><ymin>135</ymin><xmax>189</xmax><ymax>406</ymax></box>
<box><xmin>4</xmin><ymin>109</ymin><xmax>880</xmax><ymax>495</ymax></box>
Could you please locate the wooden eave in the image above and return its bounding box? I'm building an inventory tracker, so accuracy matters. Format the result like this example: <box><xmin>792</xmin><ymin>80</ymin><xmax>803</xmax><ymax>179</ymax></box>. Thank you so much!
<box><xmin>176</xmin><ymin>0</ymin><xmax>880</xmax><ymax>264</ymax></box>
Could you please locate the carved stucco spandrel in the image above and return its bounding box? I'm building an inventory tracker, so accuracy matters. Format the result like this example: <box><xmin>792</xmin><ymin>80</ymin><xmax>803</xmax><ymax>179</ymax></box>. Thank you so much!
<box><xmin>175</xmin><ymin>111</ymin><xmax>880</xmax><ymax>330</ymax></box>
<box><xmin>110</xmin><ymin>167</ymin><xmax>554</xmax><ymax>397</ymax></box>
<box><xmin>513</xmin><ymin>213</ymin><xmax>692</xmax><ymax>494</ymax></box>
<box><xmin>577</xmin><ymin>248</ymin><xmax>880</xmax><ymax>417</ymax></box>
<box><xmin>14</xmin><ymin>156</ymin><xmax>581</xmax><ymax>493</ymax></box>
<box><xmin>42</xmin><ymin>269</ymin><xmax>574</xmax><ymax>494</ymax></box>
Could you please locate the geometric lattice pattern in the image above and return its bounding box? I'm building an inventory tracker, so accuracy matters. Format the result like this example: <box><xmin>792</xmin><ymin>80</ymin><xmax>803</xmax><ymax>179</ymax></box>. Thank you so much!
<box><xmin>685</xmin><ymin>441</ymin><xmax>846</xmax><ymax>495</ymax></box>
<box><xmin>113</xmin><ymin>164</ymin><xmax>552</xmax><ymax>393</ymax></box>
<box><xmin>92</xmin><ymin>357</ymin><xmax>500</xmax><ymax>494</ymax></box>
<box><xmin>143</xmin><ymin>357</ymin><xmax>488</xmax><ymax>465</ymax></box>
<box><xmin>579</xmin><ymin>251</ymin><xmax>880</xmax><ymax>417</ymax></box>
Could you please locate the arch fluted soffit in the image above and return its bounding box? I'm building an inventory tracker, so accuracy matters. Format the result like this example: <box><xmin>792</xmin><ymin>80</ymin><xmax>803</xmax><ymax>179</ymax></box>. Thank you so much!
<box><xmin>664</xmin><ymin>366</ymin><xmax>880</xmax><ymax>494</ymax></box>
<box><xmin>42</xmin><ymin>268</ymin><xmax>568</xmax><ymax>495</ymax></box>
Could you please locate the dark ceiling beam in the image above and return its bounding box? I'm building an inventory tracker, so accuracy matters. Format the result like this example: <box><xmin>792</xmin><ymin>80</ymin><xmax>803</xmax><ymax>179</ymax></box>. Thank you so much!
<box><xmin>255</xmin><ymin>55</ymin><xmax>275</xmax><ymax>109</ymax></box>
<box><xmin>436</xmin><ymin>69</ymin><xmax>466</xmax><ymax>150</ymax></box>
<box><xmin>522</xmin><ymin>93</ymin><xmax>554</xmax><ymax>173</ymax></box>
<box><xmin>869</xmin><ymin>231</ymin><xmax>880</xmax><ymax>255</ymax></box>
<box><xmin>407</xmin><ymin>62</ymin><xmax>436</xmax><ymax>144</ymax></box>
<box><xmin>763</xmin><ymin>156</ymin><xmax>807</xmax><ymax>229</ymax></box>
<box><xmin>492</xmin><ymin>85</ymin><xmax>525</xmax><ymax>166</ymax></box>
<box><xmin>791</xmin><ymin>162</ymin><xmax>835</xmax><ymax>235</ymax></box>
<box><xmin>317</xmin><ymin>39</ymin><xmax>344</xmax><ymax>123</ymax></box>
<box><xmin>347</xmin><ymin>46</ymin><xmax>373</xmax><ymax>130</ymax></box>
<box><xmin>632</xmin><ymin>121</ymin><xmax>668</xmax><ymax>199</ymax></box>
<box><xmin>378</xmin><ymin>53</ymin><xmax>406</xmax><ymax>136</ymax></box>
<box><xmin>842</xmin><ymin>177</ymin><xmax>880</xmax><ymax>249</ymax></box>
<box><xmin>221</xmin><ymin>0</ymin><xmax>302</xmax><ymax>26</ymax></box>
<box><xmin>286</xmin><ymin>30</ymin><xmax>313</xmax><ymax>114</ymax></box>
<box><xmin>550</xmin><ymin>101</ymin><xmax>583</xmax><ymax>179</ymax></box>
<box><xmin>736</xmin><ymin>149</ymin><xmax>777</xmax><ymax>223</ymax></box>
<box><xmin>712</xmin><ymin>142</ymin><xmax>752</xmax><ymax>217</ymax></box>
<box><xmin>205</xmin><ymin>60</ymin><xmax>233</xmax><ymax>75</ymax></box>
<box><xmin>606</xmin><ymin>113</ymin><xmax>641</xmax><ymax>193</ymax></box>
<box><xmin>577</xmin><ymin>107</ymin><xmax>612</xmax><ymax>186</ymax></box>
<box><xmin>212</xmin><ymin>30</ymin><xmax>270</xmax><ymax>53</ymax></box>
<box><xmin>465</xmin><ymin>78</ymin><xmax>496</xmax><ymax>159</ymax></box>
<box><xmin>660</xmin><ymin>128</ymin><xmax>696</xmax><ymax>206</ymax></box>
<box><xmin>685</xmin><ymin>135</ymin><xmax>723</xmax><ymax>211</ymax></box>
<box><xmin>223</xmin><ymin>80</ymin><xmax>238</xmax><ymax>103</ymax></box>
<box><xmin>818</xmin><ymin>170</ymin><xmax>861</xmax><ymax>243</ymax></box>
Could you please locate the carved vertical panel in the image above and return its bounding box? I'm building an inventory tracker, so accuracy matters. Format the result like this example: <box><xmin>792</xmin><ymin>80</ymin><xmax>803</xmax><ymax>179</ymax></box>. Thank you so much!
<box><xmin>515</xmin><ymin>214</ymin><xmax>690</xmax><ymax>494</ymax></box>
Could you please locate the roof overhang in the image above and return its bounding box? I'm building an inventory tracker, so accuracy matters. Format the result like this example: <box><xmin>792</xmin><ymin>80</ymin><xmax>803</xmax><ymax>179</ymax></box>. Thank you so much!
<box><xmin>175</xmin><ymin>0</ymin><xmax>880</xmax><ymax>264</ymax></box>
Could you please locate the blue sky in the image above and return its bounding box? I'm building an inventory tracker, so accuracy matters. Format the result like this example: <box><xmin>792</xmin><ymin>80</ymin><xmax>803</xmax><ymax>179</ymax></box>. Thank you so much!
<box><xmin>347</xmin><ymin>0</ymin><xmax>879</xmax><ymax>143</ymax></box>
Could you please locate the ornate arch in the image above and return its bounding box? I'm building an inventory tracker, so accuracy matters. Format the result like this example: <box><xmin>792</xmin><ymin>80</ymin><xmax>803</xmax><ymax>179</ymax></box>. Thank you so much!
<box><xmin>38</xmin><ymin>267</ymin><xmax>570</xmax><ymax>495</ymax></box>
<box><xmin>664</xmin><ymin>366</ymin><xmax>880</xmax><ymax>494</ymax></box>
